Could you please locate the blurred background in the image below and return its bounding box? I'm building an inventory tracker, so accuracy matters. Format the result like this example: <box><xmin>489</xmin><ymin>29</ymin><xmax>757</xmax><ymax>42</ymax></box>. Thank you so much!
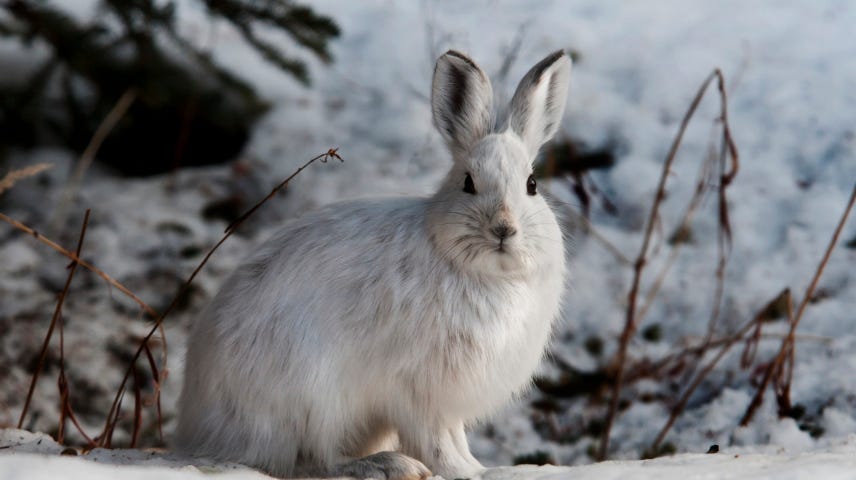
<box><xmin>1</xmin><ymin>0</ymin><xmax>855</xmax><ymax>467</ymax></box>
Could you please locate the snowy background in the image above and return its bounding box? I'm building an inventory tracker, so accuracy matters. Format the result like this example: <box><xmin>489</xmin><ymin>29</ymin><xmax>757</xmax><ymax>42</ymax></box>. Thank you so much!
<box><xmin>2</xmin><ymin>0</ymin><xmax>856</xmax><ymax>478</ymax></box>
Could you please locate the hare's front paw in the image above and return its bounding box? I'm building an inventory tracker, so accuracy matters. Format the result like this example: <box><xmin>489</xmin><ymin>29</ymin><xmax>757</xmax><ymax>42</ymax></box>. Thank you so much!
<box><xmin>334</xmin><ymin>451</ymin><xmax>431</xmax><ymax>480</ymax></box>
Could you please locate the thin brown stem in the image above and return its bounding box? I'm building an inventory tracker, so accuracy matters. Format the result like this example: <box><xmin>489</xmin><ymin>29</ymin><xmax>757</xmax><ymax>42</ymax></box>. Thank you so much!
<box><xmin>740</xmin><ymin>183</ymin><xmax>856</xmax><ymax>426</ymax></box>
<box><xmin>64</xmin><ymin>406</ymin><xmax>95</xmax><ymax>446</ymax></box>
<box><xmin>225</xmin><ymin>148</ymin><xmax>343</xmax><ymax>234</ymax></box>
<box><xmin>18</xmin><ymin>210</ymin><xmax>91</xmax><ymax>433</ymax></box>
<box><xmin>599</xmin><ymin>70</ymin><xmax>733</xmax><ymax>460</ymax></box>
<box><xmin>707</xmin><ymin>78</ymin><xmax>740</xmax><ymax>336</ymax></box>
<box><xmin>142</xmin><ymin>343</ymin><xmax>164</xmax><ymax>443</ymax></box>
<box><xmin>53</xmin><ymin>89</ymin><xmax>137</xmax><ymax>231</ymax></box>
<box><xmin>0</xmin><ymin>212</ymin><xmax>159</xmax><ymax>319</ymax></box>
<box><xmin>637</xmin><ymin>138</ymin><xmax>717</xmax><ymax>322</ymax></box>
<box><xmin>650</xmin><ymin>301</ymin><xmax>767</xmax><ymax>452</ymax></box>
<box><xmin>0</xmin><ymin>163</ymin><xmax>53</xmax><ymax>195</ymax></box>
<box><xmin>99</xmin><ymin>148</ymin><xmax>342</xmax><ymax>446</ymax></box>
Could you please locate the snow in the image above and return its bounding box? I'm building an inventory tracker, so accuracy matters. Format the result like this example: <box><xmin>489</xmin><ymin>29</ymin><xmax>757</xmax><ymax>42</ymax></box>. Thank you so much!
<box><xmin>0</xmin><ymin>429</ymin><xmax>266</xmax><ymax>479</ymax></box>
<box><xmin>4</xmin><ymin>428</ymin><xmax>856</xmax><ymax>479</ymax></box>
<box><xmin>1</xmin><ymin>0</ymin><xmax>855</xmax><ymax>479</ymax></box>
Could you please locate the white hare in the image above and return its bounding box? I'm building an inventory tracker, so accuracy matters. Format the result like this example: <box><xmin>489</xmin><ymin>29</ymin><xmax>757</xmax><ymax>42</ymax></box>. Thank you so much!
<box><xmin>176</xmin><ymin>50</ymin><xmax>571</xmax><ymax>479</ymax></box>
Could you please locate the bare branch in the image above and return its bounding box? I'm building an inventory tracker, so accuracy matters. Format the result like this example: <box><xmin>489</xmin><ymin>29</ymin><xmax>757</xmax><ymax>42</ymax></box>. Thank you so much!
<box><xmin>0</xmin><ymin>212</ymin><xmax>159</xmax><ymax>319</ymax></box>
<box><xmin>52</xmin><ymin>89</ymin><xmax>137</xmax><ymax>231</ymax></box>
<box><xmin>99</xmin><ymin>148</ymin><xmax>342</xmax><ymax>446</ymax></box>
<box><xmin>0</xmin><ymin>163</ymin><xmax>53</xmax><ymax>196</ymax></box>
<box><xmin>599</xmin><ymin>69</ymin><xmax>737</xmax><ymax>460</ymax></box>
<box><xmin>740</xmin><ymin>183</ymin><xmax>856</xmax><ymax>425</ymax></box>
<box><xmin>18</xmin><ymin>210</ymin><xmax>91</xmax><ymax>434</ymax></box>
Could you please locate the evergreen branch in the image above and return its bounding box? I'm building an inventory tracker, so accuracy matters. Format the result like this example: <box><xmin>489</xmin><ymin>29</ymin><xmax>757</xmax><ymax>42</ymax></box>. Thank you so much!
<box><xmin>232</xmin><ymin>19</ymin><xmax>309</xmax><ymax>84</ymax></box>
<box><xmin>201</xmin><ymin>0</ymin><xmax>339</xmax><ymax>82</ymax></box>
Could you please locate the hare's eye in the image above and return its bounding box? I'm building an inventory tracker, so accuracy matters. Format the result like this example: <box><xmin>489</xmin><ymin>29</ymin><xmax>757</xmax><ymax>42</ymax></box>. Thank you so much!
<box><xmin>464</xmin><ymin>173</ymin><xmax>477</xmax><ymax>194</ymax></box>
<box><xmin>527</xmin><ymin>175</ymin><xmax>537</xmax><ymax>196</ymax></box>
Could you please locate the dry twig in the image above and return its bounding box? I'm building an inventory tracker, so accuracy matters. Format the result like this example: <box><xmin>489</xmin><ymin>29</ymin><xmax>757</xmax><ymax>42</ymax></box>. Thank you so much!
<box><xmin>740</xmin><ymin>184</ymin><xmax>856</xmax><ymax>425</ymax></box>
<box><xmin>0</xmin><ymin>163</ymin><xmax>53</xmax><ymax>195</ymax></box>
<box><xmin>0</xmin><ymin>213</ymin><xmax>159</xmax><ymax>319</ymax></box>
<box><xmin>52</xmin><ymin>89</ymin><xmax>137</xmax><ymax>231</ymax></box>
<box><xmin>56</xmin><ymin>210</ymin><xmax>99</xmax><ymax>446</ymax></box>
<box><xmin>99</xmin><ymin>148</ymin><xmax>342</xmax><ymax>446</ymax></box>
<box><xmin>649</xmin><ymin>292</ymin><xmax>775</xmax><ymax>452</ymax></box>
<box><xmin>637</xmin><ymin>136</ymin><xmax>718</xmax><ymax>322</ymax></box>
<box><xmin>599</xmin><ymin>69</ymin><xmax>738</xmax><ymax>460</ymax></box>
<box><xmin>18</xmin><ymin>210</ymin><xmax>90</xmax><ymax>436</ymax></box>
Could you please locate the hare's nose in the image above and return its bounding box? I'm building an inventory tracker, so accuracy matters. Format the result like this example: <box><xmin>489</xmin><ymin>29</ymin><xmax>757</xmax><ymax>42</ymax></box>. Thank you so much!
<box><xmin>491</xmin><ymin>223</ymin><xmax>517</xmax><ymax>240</ymax></box>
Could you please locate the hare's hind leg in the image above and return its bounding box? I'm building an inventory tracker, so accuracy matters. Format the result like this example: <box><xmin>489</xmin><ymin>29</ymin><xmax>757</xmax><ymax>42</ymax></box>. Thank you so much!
<box><xmin>449</xmin><ymin>422</ymin><xmax>484</xmax><ymax>472</ymax></box>
<box><xmin>398</xmin><ymin>421</ymin><xmax>484</xmax><ymax>479</ymax></box>
<box><xmin>333</xmin><ymin>451</ymin><xmax>431</xmax><ymax>480</ymax></box>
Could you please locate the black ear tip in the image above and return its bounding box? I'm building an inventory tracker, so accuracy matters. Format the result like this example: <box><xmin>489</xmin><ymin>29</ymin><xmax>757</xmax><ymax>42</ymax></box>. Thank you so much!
<box><xmin>441</xmin><ymin>50</ymin><xmax>479</xmax><ymax>70</ymax></box>
<box><xmin>528</xmin><ymin>50</ymin><xmax>570</xmax><ymax>82</ymax></box>
<box><xmin>544</xmin><ymin>50</ymin><xmax>568</xmax><ymax>67</ymax></box>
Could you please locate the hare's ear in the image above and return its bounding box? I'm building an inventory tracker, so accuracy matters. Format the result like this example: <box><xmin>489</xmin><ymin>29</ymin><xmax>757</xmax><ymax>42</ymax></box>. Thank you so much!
<box><xmin>431</xmin><ymin>50</ymin><xmax>494</xmax><ymax>160</ymax></box>
<box><xmin>506</xmin><ymin>50</ymin><xmax>571</xmax><ymax>159</ymax></box>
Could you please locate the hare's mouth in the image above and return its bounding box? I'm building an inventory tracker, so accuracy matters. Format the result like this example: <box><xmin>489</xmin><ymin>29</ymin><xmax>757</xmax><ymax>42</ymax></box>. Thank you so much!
<box><xmin>493</xmin><ymin>244</ymin><xmax>529</xmax><ymax>273</ymax></box>
<box><xmin>496</xmin><ymin>239</ymin><xmax>507</xmax><ymax>253</ymax></box>
<box><xmin>493</xmin><ymin>238</ymin><xmax>519</xmax><ymax>257</ymax></box>
<box><xmin>496</xmin><ymin>240</ymin><xmax>521</xmax><ymax>256</ymax></box>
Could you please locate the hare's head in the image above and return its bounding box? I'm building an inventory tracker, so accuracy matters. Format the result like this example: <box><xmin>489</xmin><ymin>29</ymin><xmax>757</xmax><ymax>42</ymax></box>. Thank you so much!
<box><xmin>427</xmin><ymin>50</ymin><xmax>571</xmax><ymax>276</ymax></box>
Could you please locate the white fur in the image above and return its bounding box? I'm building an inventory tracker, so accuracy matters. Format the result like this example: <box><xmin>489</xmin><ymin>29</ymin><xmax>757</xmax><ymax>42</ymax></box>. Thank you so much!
<box><xmin>176</xmin><ymin>50</ymin><xmax>572</xmax><ymax>479</ymax></box>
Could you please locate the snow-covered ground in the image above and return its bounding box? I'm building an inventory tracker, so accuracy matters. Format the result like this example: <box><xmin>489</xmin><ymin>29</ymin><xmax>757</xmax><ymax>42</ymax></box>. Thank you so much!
<box><xmin>2</xmin><ymin>0</ymin><xmax>855</xmax><ymax>478</ymax></box>
<box><xmin>4</xmin><ymin>429</ymin><xmax>856</xmax><ymax>480</ymax></box>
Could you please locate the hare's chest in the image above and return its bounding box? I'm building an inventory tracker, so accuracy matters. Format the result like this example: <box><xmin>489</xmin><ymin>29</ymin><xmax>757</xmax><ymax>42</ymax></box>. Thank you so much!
<box><xmin>426</xmin><ymin>280</ymin><xmax>557</xmax><ymax>417</ymax></box>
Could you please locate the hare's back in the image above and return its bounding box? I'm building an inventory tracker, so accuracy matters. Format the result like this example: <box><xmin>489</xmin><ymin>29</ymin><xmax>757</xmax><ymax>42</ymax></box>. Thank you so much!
<box><xmin>256</xmin><ymin>197</ymin><xmax>427</xmax><ymax>274</ymax></box>
<box><xmin>225</xmin><ymin>197</ymin><xmax>431</xmax><ymax>325</ymax></box>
